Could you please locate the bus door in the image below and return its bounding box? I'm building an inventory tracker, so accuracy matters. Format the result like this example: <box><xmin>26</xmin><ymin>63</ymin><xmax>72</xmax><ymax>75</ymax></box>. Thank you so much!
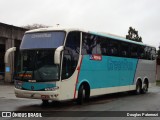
<box><xmin>62</xmin><ymin>31</ymin><xmax>81</xmax><ymax>79</ymax></box>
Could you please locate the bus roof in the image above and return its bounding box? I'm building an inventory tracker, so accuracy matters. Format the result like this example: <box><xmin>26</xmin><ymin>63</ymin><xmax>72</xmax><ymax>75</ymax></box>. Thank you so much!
<box><xmin>25</xmin><ymin>27</ymin><xmax>155</xmax><ymax>48</ymax></box>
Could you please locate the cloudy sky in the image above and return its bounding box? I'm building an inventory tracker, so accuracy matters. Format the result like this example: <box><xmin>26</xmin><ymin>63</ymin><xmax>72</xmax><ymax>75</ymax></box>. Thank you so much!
<box><xmin>0</xmin><ymin>0</ymin><xmax>160</xmax><ymax>48</ymax></box>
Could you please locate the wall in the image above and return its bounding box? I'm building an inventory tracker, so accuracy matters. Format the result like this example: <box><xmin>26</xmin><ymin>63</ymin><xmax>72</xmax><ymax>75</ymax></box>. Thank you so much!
<box><xmin>157</xmin><ymin>58</ymin><xmax>160</xmax><ymax>80</ymax></box>
<box><xmin>0</xmin><ymin>22</ymin><xmax>27</xmax><ymax>82</ymax></box>
<box><xmin>157</xmin><ymin>65</ymin><xmax>160</xmax><ymax>80</ymax></box>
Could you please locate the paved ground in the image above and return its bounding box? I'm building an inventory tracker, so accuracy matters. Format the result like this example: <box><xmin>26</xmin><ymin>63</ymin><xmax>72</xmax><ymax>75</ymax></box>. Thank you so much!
<box><xmin>0</xmin><ymin>83</ymin><xmax>160</xmax><ymax>120</ymax></box>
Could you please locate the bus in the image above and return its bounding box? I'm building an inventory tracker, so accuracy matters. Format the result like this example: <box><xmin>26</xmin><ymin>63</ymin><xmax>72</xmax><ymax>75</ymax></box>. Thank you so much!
<box><xmin>5</xmin><ymin>28</ymin><xmax>156</xmax><ymax>104</ymax></box>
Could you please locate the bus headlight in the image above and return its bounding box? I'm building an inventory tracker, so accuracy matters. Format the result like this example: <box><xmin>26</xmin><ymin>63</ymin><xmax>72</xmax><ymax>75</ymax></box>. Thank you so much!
<box><xmin>15</xmin><ymin>80</ymin><xmax>23</xmax><ymax>89</ymax></box>
<box><xmin>45</xmin><ymin>86</ymin><xmax>59</xmax><ymax>91</ymax></box>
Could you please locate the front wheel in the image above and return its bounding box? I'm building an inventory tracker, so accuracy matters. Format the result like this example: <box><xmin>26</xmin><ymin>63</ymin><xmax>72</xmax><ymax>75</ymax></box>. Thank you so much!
<box><xmin>42</xmin><ymin>100</ymin><xmax>49</xmax><ymax>105</ymax></box>
<box><xmin>77</xmin><ymin>85</ymin><xmax>89</xmax><ymax>105</ymax></box>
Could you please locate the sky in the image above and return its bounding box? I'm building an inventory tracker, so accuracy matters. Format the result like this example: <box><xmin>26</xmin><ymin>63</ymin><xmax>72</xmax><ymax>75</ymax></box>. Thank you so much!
<box><xmin>0</xmin><ymin>0</ymin><xmax>160</xmax><ymax>49</ymax></box>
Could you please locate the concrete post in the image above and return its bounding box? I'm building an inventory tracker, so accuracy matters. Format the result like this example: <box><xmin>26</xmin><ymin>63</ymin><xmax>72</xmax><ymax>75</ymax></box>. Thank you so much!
<box><xmin>5</xmin><ymin>38</ymin><xmax>15</xmax><ymax>82</ymax></box>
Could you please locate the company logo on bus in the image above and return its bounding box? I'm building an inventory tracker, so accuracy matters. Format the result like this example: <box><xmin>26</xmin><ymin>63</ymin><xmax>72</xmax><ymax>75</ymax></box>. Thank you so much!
<box><xmin>90</xmin><ymin>54</ymin><xmax>102</xmax><ymax>61</ymax></box>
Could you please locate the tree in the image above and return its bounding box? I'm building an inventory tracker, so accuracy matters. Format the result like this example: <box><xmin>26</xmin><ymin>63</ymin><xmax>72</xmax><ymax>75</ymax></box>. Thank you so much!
<box><xmin>126</xmin><ymin>27</ymin><xmax>142</xmax><ymax>42</ymax></box>
<box><xmin>157</xmin><ymin>45</ymin><xmax>160</xmax><ymax>65</ymax></box>
<box><xmin>22</xmin><ymin>24</ymin><xmax>49</xmax><ymax>30</ymax></box>
<box><xmin>158</xmin><ymin>45</ymin><xmax>160</xmax><ymax>58</ymax></box>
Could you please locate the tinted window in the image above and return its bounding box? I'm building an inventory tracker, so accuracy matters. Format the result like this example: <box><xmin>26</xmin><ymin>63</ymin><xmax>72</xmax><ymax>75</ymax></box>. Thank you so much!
<box><xmin>82</xmin><ymin>32</ymin><xmax>156</xmax><ymax>60</ymax></box>
<box><xmin>82</xmin><ymin>33</ymin><xmax>95</xmax><ymax>54</ymax></box>
<box><xmin>108</xmin><ymin>40</ymin><xmax>119</xmax><ymax>56</ymax></box>
<box><xmin>62</xmin><ymin>31</ymin><xmax>80</xmax><ymax>79</ymax></box>
<box><xmin>21</xmin><ymin>31</ymin><xmax>65</xmax><ymax>49</ymax></box>
<box><xmin>82</xmin><ymin>33</ymin><xmax>102</xmax><ymax>55</ymax></box>
<box><xmin>151</xmin><ymin>47</ymin><xmax>156</xmax><ymax>60</ymax></box>
<box><xmin>138</xmin><ymin>45</ymin><xmax>145</xmax><ymax>59</ymax></box>
<box><xmin>131</xmin><ymin>45</ymin><xmax>138</xmax><ymax>58</ymax></box>
<box><xmin>144</xmin><ymin>47</ymin><xmax>151</xmax><ymax>60</ymax></box>
<box><xmin>100</xmin><ymin>37</ymin><xmax>108</xmax><ymax>55</ymax></box>
<box><xmin>120</xmin><ymin>42</ymin><xmax>130</xmax><ymax>57</ymax></box>
<box><xmin>96</xmin><ymin>36</ymin><xmax>102</xmax><ymax>54</ymax></box>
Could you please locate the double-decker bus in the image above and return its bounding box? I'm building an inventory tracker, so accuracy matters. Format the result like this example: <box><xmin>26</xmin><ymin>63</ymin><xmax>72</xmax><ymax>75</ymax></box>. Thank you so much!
<box><xmin>5</xmin><ymin>28</ymin><xmax>156</xmax><ymax>104</ymax></box>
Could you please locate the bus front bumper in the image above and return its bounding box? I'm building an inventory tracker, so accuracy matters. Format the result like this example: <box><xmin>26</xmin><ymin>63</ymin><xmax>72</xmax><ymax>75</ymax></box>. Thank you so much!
<box><xmin>14</xmin><ymin>88</ymin><xmax>60</xmax><ymax>101</ymax></box>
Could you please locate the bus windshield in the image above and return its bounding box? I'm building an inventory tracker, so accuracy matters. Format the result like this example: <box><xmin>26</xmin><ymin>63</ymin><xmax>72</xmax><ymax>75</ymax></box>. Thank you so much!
<box><xmin>14</xmin><ymin>31</ymin><xmax>66</xmax><ymax>82</ymax></box>
<box><xmin>15</xmin><ymin>49</ymin><xmax>60</xmax><ymax>82</ymax></box>
<box><xmin>20</xmin><ymin>31</ymin><xmax>65</xmax><ymax>49</ymax></box>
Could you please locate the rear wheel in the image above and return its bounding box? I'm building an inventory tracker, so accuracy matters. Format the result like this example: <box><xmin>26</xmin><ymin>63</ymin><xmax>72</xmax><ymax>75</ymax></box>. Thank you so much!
<box><xmin>135</xmin><ymin>81</ymin><xmax>142</xmax><ymax>95</ymax></box>
<box><xmin>141</xmin><ymin>81</ymin><xmax>148</xmax><ymax>94</ymax></box>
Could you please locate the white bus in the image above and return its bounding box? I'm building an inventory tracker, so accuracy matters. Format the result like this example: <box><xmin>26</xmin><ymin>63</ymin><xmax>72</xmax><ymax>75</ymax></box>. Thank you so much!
<box><xmin>5</xmin><ymin>27</ymin><xmax>156</xmax><ymax>104</ymax></box>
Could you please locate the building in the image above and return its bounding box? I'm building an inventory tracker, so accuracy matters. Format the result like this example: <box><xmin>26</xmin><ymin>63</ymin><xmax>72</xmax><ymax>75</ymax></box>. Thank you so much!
<box><xmin>157</xmin><ymin>58</ymin><xmax>160</xmax><ymax>80</ymax></box>
<box><xmin>0</xmin><ymin>22</ymin><xmax>27</xmax><ymax>82</ymax></box>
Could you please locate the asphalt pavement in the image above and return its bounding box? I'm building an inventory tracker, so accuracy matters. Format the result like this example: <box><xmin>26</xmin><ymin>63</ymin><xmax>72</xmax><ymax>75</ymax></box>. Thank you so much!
<box><xmin>0</xmin><ymin>83</ymin><xmax>160</xmax><ymax>120</ymax></box>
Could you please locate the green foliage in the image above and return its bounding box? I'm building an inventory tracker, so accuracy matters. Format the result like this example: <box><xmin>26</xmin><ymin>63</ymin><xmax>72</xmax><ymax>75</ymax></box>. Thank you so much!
<box><xmin>126</xmin><ymin>27</ymin><xmax>142</xmax><ymax>42</ymax></box>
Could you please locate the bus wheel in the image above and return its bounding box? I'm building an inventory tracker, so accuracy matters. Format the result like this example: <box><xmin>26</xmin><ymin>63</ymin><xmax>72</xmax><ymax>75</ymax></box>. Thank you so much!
<box><xmin>141</xmin><ymin>81</ymin><xmax>148</xmax><ymax>94</ymax></box>
<box><xmin>135</xmin><ymin>81</ymin><xmax>142</xmax><ymax>95</ymax></box>
<box><xmin>42</xmin><ymin>100</ymin><xmax>49</xmax><ymax>105</ymax></box>
<box><xmin>77</xmin><ymin>85</ymin><xmax>86</xmax><ymax>105</ymax></box>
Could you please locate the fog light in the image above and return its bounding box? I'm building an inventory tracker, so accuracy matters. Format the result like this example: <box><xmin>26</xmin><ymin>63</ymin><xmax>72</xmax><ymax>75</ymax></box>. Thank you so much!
<box><xmin>54</xmin><ymin>94</ymin><xmax>59</xmax><ymax>97</ymax></box>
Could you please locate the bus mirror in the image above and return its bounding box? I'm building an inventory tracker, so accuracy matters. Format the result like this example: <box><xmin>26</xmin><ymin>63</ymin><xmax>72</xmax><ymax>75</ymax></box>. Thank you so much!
<box><xmin>54</xmin><ymin>46</ymin><xmax>64</xmax><ymax>64</ymax></box>
<box><xmin>4</xmin><ymin>47</ymin><xmax>16</xmax><ymax>64</ymax></box>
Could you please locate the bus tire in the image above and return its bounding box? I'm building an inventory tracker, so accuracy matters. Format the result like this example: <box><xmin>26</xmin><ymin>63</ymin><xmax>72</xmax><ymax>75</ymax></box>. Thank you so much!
<box><xmin>77</xmin><ymin>84</ymin><xmax>89</xmax><ymax>105</ymax></box>
<box><xmin>134</xmin><ymin>81</ymin><xmax>142</xmax><ymax>95</ymax></box>
<box><xmin>42</xmin><ymin>100</ymin><xmax>49</xmax><ymax>105</ymax></box>
<box><xmin>141</xmin><ymin>81</ymin><xmax>148</xmax><ymax>94</ymax></box>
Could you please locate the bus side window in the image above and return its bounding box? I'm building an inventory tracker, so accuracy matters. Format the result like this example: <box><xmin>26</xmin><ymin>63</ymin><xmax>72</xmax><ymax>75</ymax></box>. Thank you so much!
<box><xmin>91</xmin><ymin>35</ymin><xmax>97</xmax><ymax>54</ymax></box>
<box><xmin>108</xmin><ymin>40</ymin><xmax>119</xmax><ymax>56</ymax></box>
<box><xmin>96</xmin><ymin>36</ymin><xmax>102</xmax><ymax>55</ymax></box>
<box><xmin>82</xmin><ymin>33</ymin><xmax>93</xmax><ymax>54</ymax></box>
<box><xmin>120</xmin><ymin>42</ymin><xmax>130</xmax><ymax>57</ymax></box>
<box><xmin>131</xmin><ymin>45</ymin><xmax>138</xmax><ymax>58</ymax></box>
<box><xmin>151</xmin><ymin>47</ymin><xmax>156</xmax><ymax>60</ymax></box>
<box><xmin>82</xmin><ymin>33</ymin><xmax>102</xmax><ymax>55</ymax></box>
<box><xmin>100</xmin><ymin>37</ymin><xmax>108</xmax><ymax>55</ymax></box>
<box><xmin>144</xmin><ymin>46</ymin><xmax>148</xmax><ymax>59</ymax></box>
<box><xmin>138</xmin><ymin>46</ymin><xmax>145</xmax><ymax>59</ymax></box>
<box><xmin>146</xmin><ymin>47</ymin><xmax>152</xmax><ymax>60</ymax></box>
<box><xmin>82</xmin><ymin>33</ymin><xmax>88</xmax><ymax>54</ymax></box>
<box><xmin>62</xmin><ymin>31</ymin><xmax>80</xmax><ymax>79</ymax></box>
<box><xmin>148</xmin><ymin>47</ymin><xmax>152</xmax><ymax>60</ymax></box>
<box><xmin>62</xmin><ymin>53</ymin><xmax>72</xmax><ymax>79</ymax></box>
